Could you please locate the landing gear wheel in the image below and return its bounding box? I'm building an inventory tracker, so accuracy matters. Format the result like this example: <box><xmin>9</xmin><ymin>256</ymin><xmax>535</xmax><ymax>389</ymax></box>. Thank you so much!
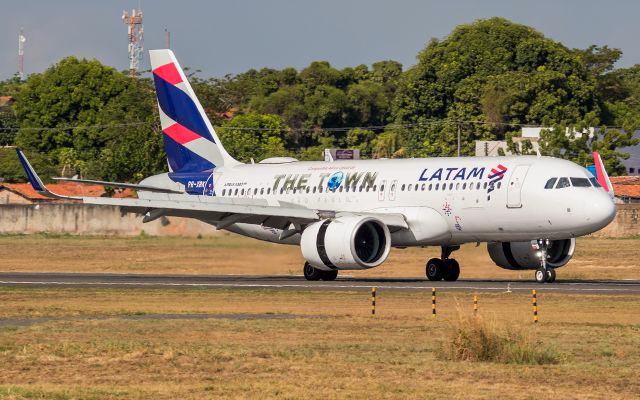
<box><xmin>320</xmin><ymin>270</ymin><xmax>338</xmax><ymax>281</ymax></box>
<box><xmin>535</xmin><ymin>268</ymin><xmax>547</xmax><ymax>284</ymax></box>
<box><xmin>546</xmin><ymin>268</ymin><xmax>556</xmax><ymax>283</ymax></box>
<box><xmin>303</xmin><ymin>262</ymin><xmax>323</xmax><ymax>281</ymax></box>
<box><xmin>426</xmin><ymin>258</ymin><xmax>445</xmax><ymax>281</ymax></box>
<box><xmin>443</xmin><ymin>259</ymin><xmax>460</xmax><ymax>281</ymax></box>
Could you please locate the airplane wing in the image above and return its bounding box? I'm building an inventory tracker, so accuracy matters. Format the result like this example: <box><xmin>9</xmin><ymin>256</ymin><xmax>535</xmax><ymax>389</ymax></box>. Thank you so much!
<box><xmin>16</xmin><ymin>149</ymin><xmax>409</xmax><ymax>231</ymax></box>
<box><xmin>52</xmin><ymin>177</ymin><xmax>184</xmax><ymax>194</ymax></box>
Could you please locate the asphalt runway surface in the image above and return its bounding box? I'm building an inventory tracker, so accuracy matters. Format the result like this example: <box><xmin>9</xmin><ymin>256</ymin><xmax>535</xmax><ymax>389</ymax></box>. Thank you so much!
<box><xmin>1</xmin><ymin>272</ymin><xmax>639</xmax><ymax>294</ymax></box>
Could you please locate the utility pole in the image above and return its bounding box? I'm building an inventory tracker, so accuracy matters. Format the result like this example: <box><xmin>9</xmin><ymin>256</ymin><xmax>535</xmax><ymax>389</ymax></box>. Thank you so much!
<box><xmin>457</xmin><ymin>123</ymin><xmax>461</xmax><ymax>157</ymax></box>
<box><xmin>17</xmin><ymin>28</ymin><xmax>26</xmax><ymax>80</ymax></box>
<box><xmin>122</xmin><ymin>6</ymin><xmax>144</xmax><ymax>77</ymax></box>
<box><xmin>165</xmin><ymin>28</ymin><xmax>171</xmax><ymax>49</ymax></box>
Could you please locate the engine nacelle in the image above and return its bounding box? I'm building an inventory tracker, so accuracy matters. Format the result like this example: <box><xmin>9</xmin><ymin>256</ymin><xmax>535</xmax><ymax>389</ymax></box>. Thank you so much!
<box><xmin>301</xmin><ymin>216</ymin><xmax>391</xmax><ymax>270</ymax></box>
<box><xmin>487</xmin><ymin>238</ymin><xmax>576</xmax><ymax>270</ymax></box>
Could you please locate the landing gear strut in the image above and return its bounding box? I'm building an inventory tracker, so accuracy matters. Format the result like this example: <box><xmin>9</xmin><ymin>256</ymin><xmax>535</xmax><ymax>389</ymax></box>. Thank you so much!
<box><xmin>535</xmin><ymin>239</ymin><xmax>556</xmax><ymax>283</ymax></box>
<box><xmin>303</xmin><ymin>262</ymin><xmax>338</xmax><ymax>281</ymax></box>
<box><xmin>426</xmin><ymin>246</ymin><xmax>461</xmax><ymax>282</ymax></box>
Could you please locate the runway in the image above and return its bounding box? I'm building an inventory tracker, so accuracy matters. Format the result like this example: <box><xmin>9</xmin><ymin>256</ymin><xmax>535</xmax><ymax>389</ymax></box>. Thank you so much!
<box><xmin>1</xmin><ymin>272</ymin><xmax>639</xmax><ymax>294</ymax></box>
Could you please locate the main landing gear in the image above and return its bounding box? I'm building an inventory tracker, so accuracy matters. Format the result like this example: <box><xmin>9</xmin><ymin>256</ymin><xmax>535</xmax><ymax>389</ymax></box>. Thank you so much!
<box><xmin>426</xmin><ymin>245</ymin><xmax>460</xmax><ymax>282</ymax></box>
<box><xmin>535</xmin><ymin>239</ymin><xmax>556</xmax><ymax>284</ymax></box>
<box><xmin>303</xmin><ymin>262</ymin><xmax>338</xmax><ymax>281</ymax></box>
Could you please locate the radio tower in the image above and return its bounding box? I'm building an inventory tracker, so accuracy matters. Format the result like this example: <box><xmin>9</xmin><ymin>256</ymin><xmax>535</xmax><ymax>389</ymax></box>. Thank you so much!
<box><xmin>17</xmin><ymin>28</ymin><xmax>26</xmax><ymax>80</ymax></box>
<box><xmin>122</xmin><ymin>6</ymin><xmax>144</xmax><ymax>77</ymax></box>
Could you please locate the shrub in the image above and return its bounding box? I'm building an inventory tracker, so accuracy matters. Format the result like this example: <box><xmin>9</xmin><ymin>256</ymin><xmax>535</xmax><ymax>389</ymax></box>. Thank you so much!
<box><xmin>440</xmin><ymin>313</ymin><xmax>560</xmax><ymax>365</ymax></box>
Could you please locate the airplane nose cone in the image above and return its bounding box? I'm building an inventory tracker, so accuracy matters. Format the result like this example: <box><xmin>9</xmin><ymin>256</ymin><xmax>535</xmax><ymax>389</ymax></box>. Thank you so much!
<box><xmin>584</xmin><ymin>192</ymin><xmax>616</xmax><ymax>230</ymax></box>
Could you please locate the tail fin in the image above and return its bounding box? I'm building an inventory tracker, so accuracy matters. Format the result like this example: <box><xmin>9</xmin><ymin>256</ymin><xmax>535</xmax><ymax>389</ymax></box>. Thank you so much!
<box><xmin>149</xmin><ymin>49</ymin><xmax>239</xmax><ymax>173</ymax></box>
<box><xmin>592</xmin><ymin>151</ymin><xmax>614</xmax><ymax>198</ymax></box>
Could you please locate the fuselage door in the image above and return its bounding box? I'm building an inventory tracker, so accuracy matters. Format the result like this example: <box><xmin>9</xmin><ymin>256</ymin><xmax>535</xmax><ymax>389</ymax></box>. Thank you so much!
<box><xmin>378</xmin><ymin>179</ymin><xmax>387</xmax><ymax>201</ymax></box>
<box><xmin>506</xmin><ymin>165</ymin><xmax>530</xmax><ymax>208</ymax></box>
<box><xmin>389</xmin><ymin>179</ymin><xmax>397</xmax><ymax>201</ymax></box>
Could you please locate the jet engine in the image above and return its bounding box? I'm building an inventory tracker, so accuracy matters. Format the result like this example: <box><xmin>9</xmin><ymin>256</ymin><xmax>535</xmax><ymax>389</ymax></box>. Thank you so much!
<box><xmin>301</xmin><ymin>216</ymin><xmax>391</xmax><ymax>270</ymax></box>
<box><xmin>487</xmin><ymin>238</ymin><xmax>576</xmax><ymax>270</ymax></box>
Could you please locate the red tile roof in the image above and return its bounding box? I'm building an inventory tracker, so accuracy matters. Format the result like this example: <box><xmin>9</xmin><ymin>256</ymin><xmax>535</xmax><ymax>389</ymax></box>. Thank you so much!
<box><xmin>610</xmin><ymin>176</ymin><xmax>640</xmax><ymax>198</ymax></box>
<box><xmin>0</xmin><ymin>96</ymin><xmax>15</xmax><ymax>106</ymax></box>
<box><xmin>0</xmin><ymin>182</ymin><xmax>135</xmax><ymax>201</ymax></box>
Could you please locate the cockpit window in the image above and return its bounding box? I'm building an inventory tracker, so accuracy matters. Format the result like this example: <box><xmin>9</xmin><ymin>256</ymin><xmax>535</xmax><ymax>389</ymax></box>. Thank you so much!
<box><xmin>589</xmin><ymin>177</ymin><xmax>601</xmax><ymax>188</ymax></box>
<box><xmin>555</xmin><ymin>177</ymin><xmax>570</xmax><ymax>189</ymax></box>
<box><xmin>570</xmin><ymin>177</ymin><xmax>591</xmax><ymax>187</ymax></box>
<box><xmin>544</xmin><ymin>178</ymin><xmax>557</xmax><ymax>189</ymax></box>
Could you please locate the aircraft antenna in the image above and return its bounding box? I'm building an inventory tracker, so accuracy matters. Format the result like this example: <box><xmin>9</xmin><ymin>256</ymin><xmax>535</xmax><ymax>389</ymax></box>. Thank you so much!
<box><xmin>17</xmin><ymin>28</ymin><xmax>26</xmax><ymax>80</ymax></box>
<box><xmin>122</xmin><ymin>5</ymin><xmax>144</xmax><ymax>77</ymax></box>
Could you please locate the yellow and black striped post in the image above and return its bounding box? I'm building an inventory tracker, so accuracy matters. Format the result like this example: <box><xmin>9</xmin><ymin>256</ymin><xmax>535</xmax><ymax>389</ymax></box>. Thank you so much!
<box><xmin>473</xmin><ymin>295</ymin><xmax>478</xmax><ymax>316</ymax></box>
<box><xmin>432</xmin><ymin>287</ymin><xmax>436</xmax><ymax>318</ymax></box>
<box><xmin>532</xmin><ymin>289</ymin><xmax>538</xmax><ymax>323</ymax></box>
<box><xmin>371</xmin><ymin>287</ymin><xmax>376</xmax><ymax>316</ymax></box>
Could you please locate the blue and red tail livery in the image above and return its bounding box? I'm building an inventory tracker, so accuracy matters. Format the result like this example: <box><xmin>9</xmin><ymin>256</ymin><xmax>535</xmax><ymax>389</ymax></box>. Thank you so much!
<box><xmin>150</xmin><ymin>50</ymin><xmax>239</xmax><ymax>175</ymax></box>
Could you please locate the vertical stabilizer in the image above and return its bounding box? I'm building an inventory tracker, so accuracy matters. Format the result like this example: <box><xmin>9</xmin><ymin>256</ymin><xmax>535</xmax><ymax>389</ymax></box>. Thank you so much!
<box><xmin>149</xmin><ymin>49</ymin><xmax>239</xmax><ymax>172</ymax></box>
<box><xmin>593</xmin><ymin>151</ymin><xmax>614</xmax><ymax>198</ymax></box>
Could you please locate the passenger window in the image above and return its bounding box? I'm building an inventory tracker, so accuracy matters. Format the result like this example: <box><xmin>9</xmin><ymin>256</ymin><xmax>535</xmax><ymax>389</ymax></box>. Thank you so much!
<box><xmin>408</xmin><ymin>184</ymin><xmax>412</xmax><ymax>192</ymax></box>
<box><xmin>428</xmin><ymin>184</ymin><xmax>432</xmax><ymax>191</ymax></box>
<box><xmin>556</xmin><ymin>177</ymin><xmax>570</xmax><ymax>189</ymax></box>
<box><xmin>476</xmin><ymin>182</ymin><xmax>480</xmax><ymax>190</ymax></box>
<box><xmin>373</xmin><ymin>185</ymin><xmax>377</xmax><ymax>191</ymax></box>
<box><xmin>570</xmin><ymin>177</ymin><xmax>591</xmax><ymax>187</ymax></box>
<box><xmin>497</xmin><ymin>182</ymin><xmax>501</xmax><ymax>189</ymax></box>
<box><xmin>456</xmin><ymin>183</ymin><xmax>460</xmax><ymax>190</ymax></box>
<box><xmin>222</xmin><ymin>189</ymin><xmax>226</xmax><ymax>196</ymax></box>
<box><xmin>401</xmin><ymin>184</ymin><xmax>406</xmax><ymax>191</ymax></box>
<box><xmin>421</xmin><ymin>183</ymin><xmax>425</xmax><ymax>191</ymax></box>
<box><xmin>449</xmin><ymin>183</ymin><xmax>453</xmax><ymax>190</ymax></box>
<box><xmin>435</xmin><ymin>183</ymin><xmax>439</xmax><ymax>190</ymax></box>
<box><xmin>414</xmin><ymin>184</ymin><xmax>419</xmax><ymax>191</ymax></box>
<box><xmin>544</xmin><ymin>178</ymin><xmax>557</xmax><ymax>189</ymax></box>
<box><xmin>462</xmin><ymin>183</ymin><xmax>466</xmax><ymax>190</ymax></box>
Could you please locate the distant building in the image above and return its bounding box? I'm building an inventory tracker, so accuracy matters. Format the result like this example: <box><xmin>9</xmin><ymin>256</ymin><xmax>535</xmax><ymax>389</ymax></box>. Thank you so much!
<box><xmin>476</xmin><ymin>127</ymin><xmax>640</xmax><ymax>176</ymax></box>
<box><xmin>0</xmin><ymin>96</ymin><xmax>15</xmax><ymax>106</ymax></box>
<box><xmin>610</xmin><ymin>176</ymin><xmax>640</xmax><ymax>204</ymax></box>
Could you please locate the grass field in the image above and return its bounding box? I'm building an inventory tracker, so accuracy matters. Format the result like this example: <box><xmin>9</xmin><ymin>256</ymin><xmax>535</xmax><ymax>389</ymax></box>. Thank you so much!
<box><xmin>0</xmin><ymin>234</ymin><xmax>639</xmax><ymax>398</ymax></box>
<box><xmin>0</xmin><ymin>287</ymin><xmax>639</xmax><ymax>399</ymax></box>
<box><xmin>0</xmin><ymin>233</ymin><xmax>638</xmax><ymax>280</ymax></box>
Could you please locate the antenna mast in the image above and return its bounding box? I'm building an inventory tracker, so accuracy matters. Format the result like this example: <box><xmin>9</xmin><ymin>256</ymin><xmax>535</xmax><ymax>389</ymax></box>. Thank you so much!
<box><xmin>17</xmin><ymin>28</ymin><xmax>26</xmax><ymax>80</ymax></box>
<box><xmin>122</xmin><ymin>6</ymin><xmax>144</xmax><ymax>77</ymax></box>
<box><xmin>165</xmin><ymin>28</ymin><xmax>171</xmax><ymax>49</ymax></box>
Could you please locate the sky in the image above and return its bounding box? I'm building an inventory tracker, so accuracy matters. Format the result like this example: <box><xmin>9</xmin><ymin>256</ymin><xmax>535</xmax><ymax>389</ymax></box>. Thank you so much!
<box><xmin>2</xmin><ymin>0</ymin><xmax>640</xmax><ymax>80</ymax></box>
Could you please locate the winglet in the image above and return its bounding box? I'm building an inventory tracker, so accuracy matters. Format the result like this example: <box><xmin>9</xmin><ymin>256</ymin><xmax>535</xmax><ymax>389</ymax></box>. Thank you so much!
<box><xmin>593</xmin><ymin>151</ymin><xmax>614</xmax><ymax>198</ymax></box>
<box><xmin>15</xmin><ymin>149</ymin><xmax>78</xmax><ymax>200</ymax></box>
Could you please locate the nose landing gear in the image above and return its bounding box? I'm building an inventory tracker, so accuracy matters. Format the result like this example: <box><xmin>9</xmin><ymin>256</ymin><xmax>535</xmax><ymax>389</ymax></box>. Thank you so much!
<box><xmin>534</xmin><ymin>239</ymin><xmax>556</xmax><ymax>283</ymax></box>
<box><xmin>426</xmin><ymin>246</ymin><xmax>461</xmax><ymax>281</ymax></box>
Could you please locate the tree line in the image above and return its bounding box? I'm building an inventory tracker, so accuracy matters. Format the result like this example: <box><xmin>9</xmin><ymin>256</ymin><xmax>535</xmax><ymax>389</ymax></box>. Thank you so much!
<box><xmin>0</xmin><ymin>17</ymin><xmax>638</xmax><ymax>183</ymax></box>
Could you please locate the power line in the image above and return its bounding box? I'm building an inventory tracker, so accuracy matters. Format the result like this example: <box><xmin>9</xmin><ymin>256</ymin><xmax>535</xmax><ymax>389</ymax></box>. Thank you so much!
<box><xmin>0</xmin><ymin>119</ymin><xmax>625</xmax><ymax>133</ymax></box>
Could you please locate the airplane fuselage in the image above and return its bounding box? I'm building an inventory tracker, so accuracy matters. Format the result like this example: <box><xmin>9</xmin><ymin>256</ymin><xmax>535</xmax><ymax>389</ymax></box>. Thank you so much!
<box><xmin>141</xmin><ymin>155</ymin><xmax>615</xmax><ymax>247</ymax></box>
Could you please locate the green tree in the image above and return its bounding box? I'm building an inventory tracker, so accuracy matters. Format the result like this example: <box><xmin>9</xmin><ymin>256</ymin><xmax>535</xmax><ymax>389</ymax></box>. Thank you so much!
<box><xmin>218</xmin><ymin>113</ymin><xmax>293</xmax><ymax>162</ymax></box>
<box><xmin>13</xmin><ymin>57</ymin><xmax>165</xmax><ymax>182</ymax></box>
<box><xmin>393</xmin><ymin>17</ymin><xmax>599</xmax><ymax>157</ymax></box>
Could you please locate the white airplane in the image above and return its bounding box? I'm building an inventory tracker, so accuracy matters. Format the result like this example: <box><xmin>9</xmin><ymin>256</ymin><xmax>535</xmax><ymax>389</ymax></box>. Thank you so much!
<box><xmin>16</xmin><ymin>49</ymin><xmax>617</xmax><ymax>284</ymax></box>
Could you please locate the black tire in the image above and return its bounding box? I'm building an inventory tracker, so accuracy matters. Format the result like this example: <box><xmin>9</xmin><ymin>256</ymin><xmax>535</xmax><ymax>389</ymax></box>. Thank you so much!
<box><xmin>320</xmin><ymin>270</ymin><xmax>338</xmax><ymax>281</ymax></box>
<box><xmin>443</xmin><ymin>259</ymin><xmax>460</xmax><ymax>281</ymax></box>
<box><xmin>426</xmin><ymin>258</ymin><xmax>445</xmax><ymax>281</ymax></box>
<box><xmin>303</xmin><ymin>262</ymin><xmax>323</xmax><ymax>281</ymax></box>
<box><xmin>547</xmin><ymin>268</ymin><xmax>556</xmax><ymax>283</ymax></box>
<box><xmin>535</xmin><ymin>268</ymin><xmax>547</xmax><ymax>284</ymax></box>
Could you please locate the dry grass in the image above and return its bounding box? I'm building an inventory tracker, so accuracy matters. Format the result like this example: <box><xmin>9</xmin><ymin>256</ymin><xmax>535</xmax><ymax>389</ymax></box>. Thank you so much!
<box><xmin>0</xmin><ymin>233</ymin><xmax>639</xmax><ymax>280</ymax></box>
<box><xmin>0</xmin><ymin>287</ymin><xmax>639</xmax><ymax>399</ymax></box>
<box><xmin>442</xmin><ymin>312</ymin><xmax>559</xmax><ymax>364</ymax></box>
